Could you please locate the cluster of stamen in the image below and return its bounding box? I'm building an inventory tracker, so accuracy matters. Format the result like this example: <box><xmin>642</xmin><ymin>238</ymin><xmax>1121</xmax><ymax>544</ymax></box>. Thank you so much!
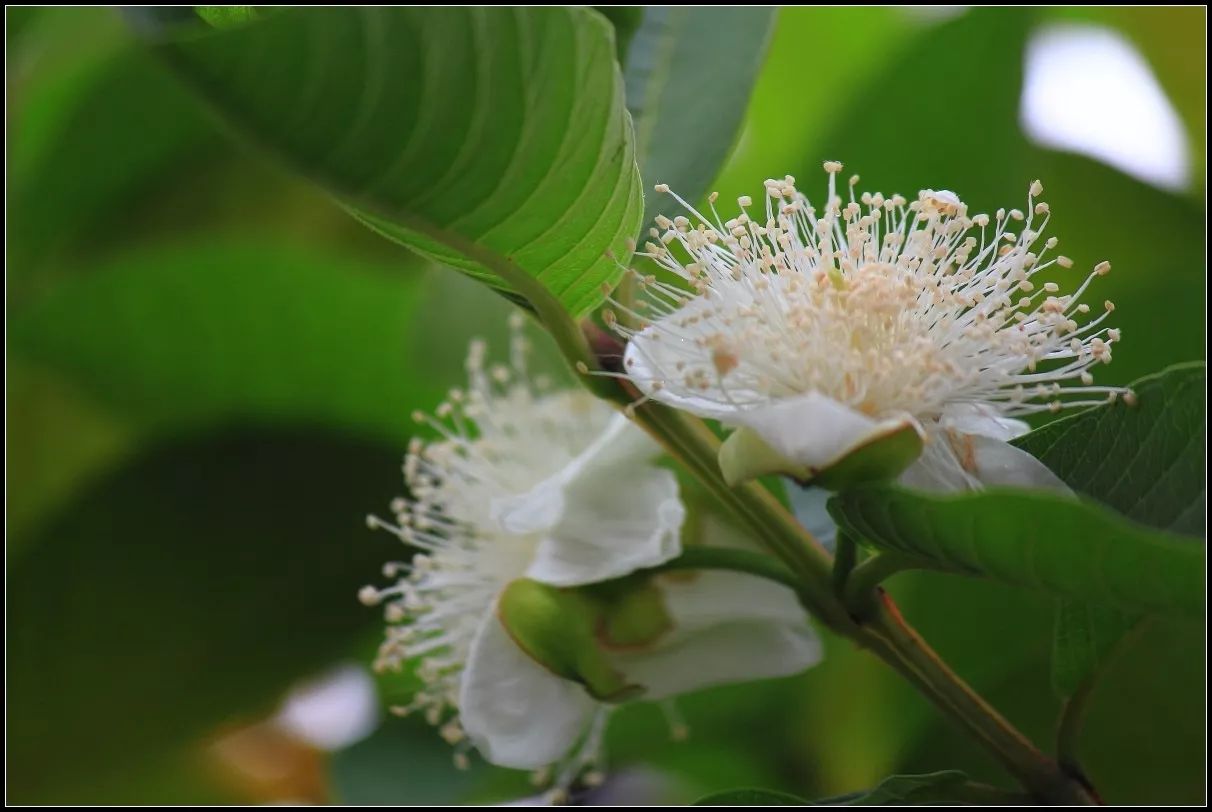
<box><xmin>614</xmin><ymin>163</ymin><xmax>1129</xmax><ymax>422</ymax></box>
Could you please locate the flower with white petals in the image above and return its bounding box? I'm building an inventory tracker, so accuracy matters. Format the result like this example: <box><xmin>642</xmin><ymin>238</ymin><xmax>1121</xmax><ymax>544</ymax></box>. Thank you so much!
<box><xmin>360</xmin><ymin>320</ymin><xmax>821</xmax><ymax>780</ymax></box>
<box><xmin>617</xmin><ymin>164</ymin><xmax>1129</xmax><ymax>491</ymax></box>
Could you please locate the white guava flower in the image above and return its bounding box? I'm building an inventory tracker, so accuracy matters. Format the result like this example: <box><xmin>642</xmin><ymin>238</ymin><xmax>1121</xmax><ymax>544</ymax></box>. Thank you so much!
<box><xmin>617</xmin><ymin>163</ymin><xmax>1129</xmax><ymax>491</ymax></box>
<box><xmin>359</xmin><ymin>321</ymin><xmax>821</xmax><ymax>776</ymax></box>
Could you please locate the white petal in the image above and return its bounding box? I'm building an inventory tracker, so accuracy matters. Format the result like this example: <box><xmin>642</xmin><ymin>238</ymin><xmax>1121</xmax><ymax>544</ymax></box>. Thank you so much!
<box><xmin>608</xmin><ymin>571</ymin><xmax>821</xmax><ymax>699</ymax></box>
<box><xmin>728</xmin><ymin>392</ymin><xmax>920</xmax><ymax>472</ymax></box>
<box><xmin>578</xmin><ymin>412</ymin><xmax>664</xmax><ymax>469</ymax></box>
<box><xmin>939</xmin><ymin>402</ymin><xmax>1031</xmax><ymax>442</ymax></box>
<box><xmin>459</xmin><ymin>612</ymin><xmax>596</xmax><ymax>770</ymax></box>
<box><xmin>623</xmin><ymin>316</ymin><xmax>749</xmax><ymax>421</ymax></box>
<box><xmin>491</xmin><ymin>414</ymin><xmax>658</xmax><ymax>536</ymax></box>
<box><xmin>898</xmin><ymin>431</ymin><xmax>981</xmax><ymax>492</ymax></box>
<box><xmin>900</xmin><ymin>430</ymin><xmax>1070</xmax><ymax>493</ymax></box>
<box><xmin>964</xmin><ymin>435</ymin><xmax>1072</xmax><ymax>492</ymax></box>
<box><xmin>526</xmin><ymin>459</ymin><xmax>684</xmax><ymax>587</ymax></box>
<box><xmin>491</xmin><ymin>477</ymin><xmax>566</xmax><ymax>535</ymax></box>
<box><xmin>659</xmin><ymin>570</ymin><xmax>808</xmax><ymax>629</ymax></box>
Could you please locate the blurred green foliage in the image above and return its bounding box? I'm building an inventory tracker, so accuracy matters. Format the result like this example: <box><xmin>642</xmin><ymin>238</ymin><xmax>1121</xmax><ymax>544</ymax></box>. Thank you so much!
<box><xmin>5</xmin><ymin>6</ymin><xmax>1205</xmax><ymax>805</ymax></box>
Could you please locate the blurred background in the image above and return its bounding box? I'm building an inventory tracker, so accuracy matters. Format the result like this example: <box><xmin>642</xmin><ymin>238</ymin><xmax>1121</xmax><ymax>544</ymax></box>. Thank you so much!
<box><xmin>5</xmin><ymin>6</ymin><xmax>1205</xmax><ymax>805</ymax></box>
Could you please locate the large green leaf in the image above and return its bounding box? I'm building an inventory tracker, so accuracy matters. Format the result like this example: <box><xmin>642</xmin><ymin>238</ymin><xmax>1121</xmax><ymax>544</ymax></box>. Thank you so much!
<box><xmin>9</xmin><ymin>242</ymin><xmax>434</xmax><ymax>443</ymax></box>
<box><xmin>1050</xmin><ymin>601</ymin><xmax>1139</xmax><ymax>696</ymax></box>
<box><xmin>1014</xmin><ymin>363</ymin><xmax>1206</xmax><ymax>533</ymax></box>
<box><xmin>623</xmin><ymin>7</ymin><xmax>775</xmax><ymax>224</ymax></box>
<box><xmin>710</xmin><ymin>7</ymin><xmax>909</xmax><ymax>205</ymax></box>
<box><xmin>6</xmin><ymin>9</ymin><xmax>223</xmax><ymax>285</ymax></box>
<box><xmin>142</xmin><ymin>7</ymin><xmax>643</xmax><ymax>317</ymax></box>
<box><xmin>5</xmin><ymin>11</ymin><xmax>405</xmax><ymax>298</ymax></box>
<box><xmin>804</xmin><ymin>8</ymin><xmax>1034</xmax><ymax>214</ymax></box>
<box><xmin>1013</xmin><ymin>363</ymin><xmax>1205</xmax><ymax>695</ymax></box>
<box><xmin>6</xmin><ymin>428</ymin><xmax>400</xmax><ymax>801</ymax></box>
<box><xmin>9</xmin><ymin>50</ymin><xmax>218</xmax><ymax>282</ymax></box>
<box><xmin>828</xmin><ymin>486</ymin><xmax>1203</xmax><ymax>616</ymax></box>
<box><xmin>993</xmin><ymin>164</ymin><xmax>1204</xmax><ymax>700</ymax></box>
<box><xmin>10</xmin><ymin>240</ymin><xmax>570</xmax><ymax>446</ymax></box>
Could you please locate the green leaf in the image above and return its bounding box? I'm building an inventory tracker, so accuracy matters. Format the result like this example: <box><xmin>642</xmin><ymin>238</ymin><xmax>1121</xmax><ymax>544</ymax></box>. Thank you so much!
<box><xmin>806</xmin><ymin>8</ymin><xmax>1034</xmax><ymax>213</ymax></box>
<box><xmin>710</xmin><ymin>8</ymin><xmax>909</xmax><ymax>205</ymax></box>
<box><xmin>1014</xmin><ymin>363</ymin><xmax>1206</xmax><ymax>535</ymax></box>
<box><xmin>144</xmin><ymin>7</ymin><xmax>643</xmax><ymax>317</ymax></box>
<box><xmin>10</xmin><ymin>242</ymin><xmax>435</xmax><ymax>443</ymax></box>
<box><xmin>1013</xmin><ymin>363</ymin><xmax>1205</xmax><ymax>695</ymax></box>
<box><xmin>827</xmin><ymin>485</ymin><xmax>1203</xmax><ymax>617</ymax></box>
<box><xmin>6</xmin><ymin>428</ymin><xmax>400</xmax><ymax>800</ymax></box>
<box><xmin>623</xmin><ymin>7</ymin><xmax>775</xmax><ymax>223</ymax></box>
<box><xmin>1051</xmin><ymin>601</ymin><xmax>1139</xmax><ymax>696</ymax></box>
<box><xmin>696</xmin><ymin>787</ymin><xmax>809</xmax><ymax>805</ymax></box>
<box><xmin>7</xmin><ymin>11</ymin><xmax>222</xmax><ymax>282</ymax></box>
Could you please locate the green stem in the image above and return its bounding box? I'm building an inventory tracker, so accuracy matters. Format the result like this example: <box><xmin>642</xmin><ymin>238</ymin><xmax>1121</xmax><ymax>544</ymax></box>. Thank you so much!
<box><xmin>832</xmin><ymin>530</ymin><xmax>858</xmax><ymax>594</ymax></box>
<box><xmin>857</xmin><ymin>595</ymin><xmax>1098</xmax><ymax>805</ymax></box>
<box><xmin>1054</xmin><ymin>616</ymin><xmax>1150</xmax><ymax>800</ymax></box>
<box><xmin>843</xmin><ymin>552</ymin><xmax>942</xmax><ymax>616</ymax></box>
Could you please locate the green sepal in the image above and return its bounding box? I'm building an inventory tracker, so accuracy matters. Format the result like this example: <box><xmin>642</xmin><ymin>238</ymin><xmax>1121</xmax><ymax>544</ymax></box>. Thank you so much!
<box><xmin>496</xmin><ymin>579</ymin><xmax>643</xmax><ymax>703</ymax></box>
<box><xmin>811</xmin><ymin>423</ymin><xmax>924</xmax><ymax>490</ymax></box>
<box><xmin>718</xmin><ymin>423</ymin><xmax>924</xmax><ymax>490</ymax></box>
<box><xmin>583</xmin><ymin>575</ymin><xmax>673</xmax><ymax>648</ymax></box>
